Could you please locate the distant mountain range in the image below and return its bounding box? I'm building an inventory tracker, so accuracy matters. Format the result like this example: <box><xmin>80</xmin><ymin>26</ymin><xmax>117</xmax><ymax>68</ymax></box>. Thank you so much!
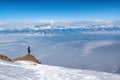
<box><xmin>0</xmin><ymin>20</ymin><xmax>120</xmax><ymax>34</ymax></box>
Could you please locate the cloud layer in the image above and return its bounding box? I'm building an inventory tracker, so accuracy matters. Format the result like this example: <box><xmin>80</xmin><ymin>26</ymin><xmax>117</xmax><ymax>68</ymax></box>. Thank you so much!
<box><xmin>83</xmin><ymin>41</ymin><xmax>115</xmax><ymax>54</ymax></box>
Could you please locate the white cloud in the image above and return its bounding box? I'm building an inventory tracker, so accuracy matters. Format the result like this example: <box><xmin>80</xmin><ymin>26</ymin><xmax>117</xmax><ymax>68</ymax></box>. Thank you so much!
<box><xmin>83</xmin><ymin>41</ymin><xmax>114</xmax><ymax>55</ymax></box>
<box><xmin>87</xmin><ymin>19</ymin><xmax>113</xmax><ymax>23</ymax></box>
<box><xmin>35</xmin><ymin>19</ymin><xmax>70</xmax><ymax>24</ymax></box>
<box><xmin>0</xmin><ymin>22</ymin><xmax>3</xmax><ymax>25</ymax></box>
<box><xmin>35</xmin><ymin>19</ymin><xmax>54</xmax><ymax>24</ymax></box>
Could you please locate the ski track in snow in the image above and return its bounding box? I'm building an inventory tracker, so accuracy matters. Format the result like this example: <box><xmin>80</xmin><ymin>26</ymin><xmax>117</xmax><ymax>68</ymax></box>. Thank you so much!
<box><xmin>0</xmin><ymin>60</ymin><xmax>120</xmax><ymax>80</ymax></box>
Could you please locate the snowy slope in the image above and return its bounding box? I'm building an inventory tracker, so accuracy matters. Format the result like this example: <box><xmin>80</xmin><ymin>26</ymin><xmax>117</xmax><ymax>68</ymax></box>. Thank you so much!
<box><xmin>0</xmin><ymin>60</ymin><xmax>120</xmax><ymax>80</ymax></box>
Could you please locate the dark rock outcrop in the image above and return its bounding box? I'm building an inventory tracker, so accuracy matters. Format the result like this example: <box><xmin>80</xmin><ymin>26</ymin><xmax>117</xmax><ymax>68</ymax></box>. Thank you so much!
<box><xmin>0</xmin><ymin>54</ymin><xmax>12</xmax><ymax>62</ymax></box>
<box><xmin>13</xmin><ymin>54</ymin><xmax>41</xmax><ymax>64</ymax></box>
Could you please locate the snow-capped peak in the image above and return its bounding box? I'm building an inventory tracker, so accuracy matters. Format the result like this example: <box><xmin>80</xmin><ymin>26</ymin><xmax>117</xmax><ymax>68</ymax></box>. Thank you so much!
<box><xmin>0</xmin><ymin>20</ymin><xmax>120</xmax><ymax>34</ymax></box>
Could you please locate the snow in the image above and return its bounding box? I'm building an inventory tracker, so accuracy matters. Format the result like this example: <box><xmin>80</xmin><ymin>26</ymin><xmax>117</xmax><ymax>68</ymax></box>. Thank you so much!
<box><xmin>0</xmin><ymin>21</ymin><xmax>120</xmax><ymax>34</ymax></box>
<box><xmin>0</xmin><ymin>60</ymin><xmax>120</xmax><ymax>80</ymax></box>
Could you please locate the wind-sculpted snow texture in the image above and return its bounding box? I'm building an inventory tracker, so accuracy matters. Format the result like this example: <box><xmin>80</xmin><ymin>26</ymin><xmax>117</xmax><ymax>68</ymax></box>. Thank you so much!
<box><xmin>0</xmin><ymin>60</ymin><xmax>120</xmax><ymax>80</ymax></box>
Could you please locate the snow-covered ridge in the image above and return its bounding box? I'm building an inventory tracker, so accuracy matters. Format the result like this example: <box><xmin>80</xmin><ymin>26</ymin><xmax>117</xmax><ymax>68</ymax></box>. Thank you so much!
<box><xmin>0</xmin><ymin>21</ymin><xmax>120</xmax><ymax>34</ymax></box>
<box><xmin>0</xmin><ymin>60</ymin><xmax>120</xmax><ymax>80</ymax></box>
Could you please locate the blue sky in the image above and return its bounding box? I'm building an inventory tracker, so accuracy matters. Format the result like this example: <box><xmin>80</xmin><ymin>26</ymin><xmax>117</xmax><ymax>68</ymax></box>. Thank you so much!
<box><xmin>0</xmin><ymin>0</ymin><xmax>120</xmax><ymax>22</ymax></box>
